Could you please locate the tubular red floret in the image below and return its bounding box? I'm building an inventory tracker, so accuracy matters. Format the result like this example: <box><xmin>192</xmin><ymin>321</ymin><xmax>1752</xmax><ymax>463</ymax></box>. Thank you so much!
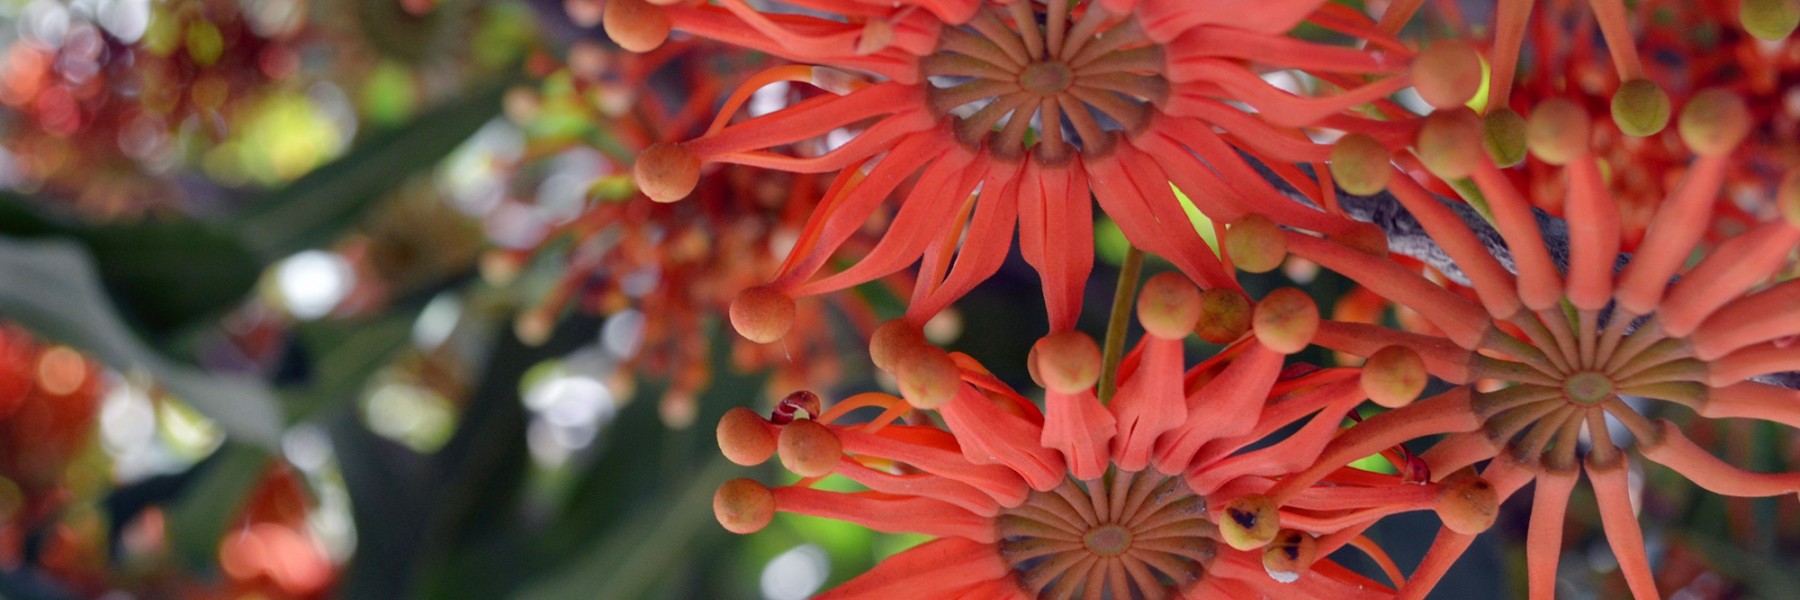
<box><xmin>718</xmin><ymin>407</ymin><xmax>776</xmax><ymax>466</ymax></box>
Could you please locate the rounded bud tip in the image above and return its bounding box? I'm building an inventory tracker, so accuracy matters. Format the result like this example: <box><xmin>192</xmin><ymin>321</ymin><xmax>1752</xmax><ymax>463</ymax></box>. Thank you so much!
<box><xmin>1225</xmin><ymin>214</ymin><xmax>1288</xmax><ymax>275</ymax></box>
<box><xmin>1436</xmin><ymin>473</ymin><xmax>1500</xmax><ymax>535</ymax></box>
<box><xmin>1262</xmin><ymin>529</ymin><xmax>1319</xmax><ymax>583</ymax></box>
<box><xmin>634</xmin><ymin>142</ymin><xmax>701</xmax><ymax>203</ymax></box>
<box><xmin>1329</xmin><ymin>133</ymin><xmax>1393</xmax><ymax>196</ymax></box>
<box><xmin>1482</xmin><ymin>108</ymin><xmax>1528</xmax><ymax>168</ymax></box>
<box><xmin>1253</xmin><ymin>288</ymin><xmax>1319</xmax><ymax>355</ymax></box>
<box><xmin>1741</xmin><ymin>0</ymin><xmax>1800</xmax><ymax>40</ymax></box>
<box><xmin>1136</xmin><ymin>273</ymin><xmax>1202</xmax><ymax>339</ymax></box>
<box><xmin>730</xmin><ymin>286</ymin><xmax>795</xmax><ymax>344</ymax></box>
<box><xmin>1678</xmin><ymin>88</ymin><xmax>1751</xmax><ymax>157</ymax></box>
<box><xmin>718</xmin><ymin>407</ymin><xmax>776</xmax><ymax>466</ymax></box>
<box><xmin>1218</xmin><ymin>494</ymin><xmax>1281</xmax><ymax>551</ymax></box>
<box><xmin>601</xmin><ymin>0</ymin><xmax>670</xmax><ymax>53</ymax></box>
<box><xmin>1411</xmin><ymin>40</ymin><xmax>1484</xmax><ymax>110</ymax></box>
<box><xmin>1194</xmin><ymin>289</ymin><xmax>1253</xmax><ymax>344</ymax></box>
<box><xmin>777</xmin><ymin>419</ymin><xmax>842</xmax><ymax>478</ymax></box>
<box><xmin>1417</xmin><ymin>108</ymin><xmax>1485</xmax><ymax>180</ymax></box>
<box><xmin>1611</xmin><ymin>79</ymin><xmax>1672</xmax><ymax>138</ymax></box>
<box><xmin>1526</xmin><ymin>97</ymin><xmax>1592</xmax><ymax>165</ymax></box>
<box><xmin>715</xmin><ymin>478</ymin><xmax>776</xmax><ymax>534</ymax></box>
<box><xmin>1361</xmin><ymin>346</ymin><xmax>1428</xmax><ymax>408</ymax></box>
<box><xmin>870</xmin><ymin>320</ymin><xmax>927</xmax><ymax>373</ymax></box>
<box><xmin>895</xmin><ymin>347</ymin><xmax>961</xmax><ymax>409</ymax></box>
<box><xmin>1032</xmin><ymin>331</ymin><xmax>1102</xmax><ymax>394</ymax></box>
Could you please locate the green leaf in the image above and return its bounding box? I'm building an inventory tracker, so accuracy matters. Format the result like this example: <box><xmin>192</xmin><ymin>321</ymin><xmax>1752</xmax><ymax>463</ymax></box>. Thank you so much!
<box><xmin>229</xmin><ymin>78</ymin><xmax>511</xmax><ymax>261</ymax></box>
<box><xmin>516</xmin><ymin>457</ymin><xmax>741</xmax><ymax>600</ymax></box>
<box><xmin>164</xmin><ymin>443</ymin><xmax>272</xmax><ymax>570</ymax></box>
<box><xmin>0</xmin><ymin>194</ymin><xmax>262</xmax><ymax>333</ymax></box>
<box><xmin>0</xmin><ymin>238</ymin><xmax>284</xmax><ymax>448</ymax></box>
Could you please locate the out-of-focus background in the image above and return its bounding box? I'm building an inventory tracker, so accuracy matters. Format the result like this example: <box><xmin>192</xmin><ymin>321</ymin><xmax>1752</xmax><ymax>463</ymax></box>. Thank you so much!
<box><xmin>0</xmin><ymin>0</ymin><xmax>1793</xmax><ymax>598</ymax></box>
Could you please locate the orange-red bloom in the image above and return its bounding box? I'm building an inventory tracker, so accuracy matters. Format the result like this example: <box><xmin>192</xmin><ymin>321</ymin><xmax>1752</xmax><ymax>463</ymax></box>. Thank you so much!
<box><xmin>1291</xmin><ymin>92</ymin><xmax>1800</xmax><ymax>598</ymax></box>
<box><xmin>607</xmin><ymin>0</ymin><xmax>1416</xmax><ymax>334</ymax></box>
<box><xmin>715</xmin><ymin>275</ymin><xmax>1501</xmax><ymax>597</ymax></box>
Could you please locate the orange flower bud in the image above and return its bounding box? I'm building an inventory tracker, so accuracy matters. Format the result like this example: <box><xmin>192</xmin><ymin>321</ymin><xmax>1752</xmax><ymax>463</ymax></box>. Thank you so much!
<box><xmin>1436</xmin><ymin>473</ymin><xmax>1500</xmax><ymax>535</ymax></box>
<box><xmin>1417</xmin><ymin>108</ymin><xmax>1485</xmax><ymax>180</ymax></box>
<box><xmin>714</xmin><ymin>478</ymin><xmax>775</xmax><ymax>534</ymax></box>
<box><xmin>1136</xmin><ymin>273</ymin><xmax>1202</xmax><ymax>339</ymax></box>
<box><xmin>633</xmin><ymin>142</ymin><xmax>701</xmax><ymax>202</ymax></box>
<box><xmin>895</xmin><ymin>347</ymin><xmax>960</xmax><ymax>409</ymax></box>
<box><xmin>601</xmin><ymin>0</ymin><xmax>671</xmax><ymax>53</ymax></box>
<box><xmin>1032</xmin><ymin>331</ymin><xmax>1102</xmax><ymax>394</ymax></box>
<box><xmin>1225</xmin><ymin>214</ymin><xmax>1287</xmax><ymax>274</ymax></box>
<box><xmin>870</xmin><ymin>320</ymin><xmax>927</xmax><ymax>373</ymax></box>
<box><xmin>1411</xmin><ymin>40</ymin><xmax>1484</xmax><ymax>110</ymax></box>
<box><xmin>730</xmin><ymin>286</ymin><xmax>795</xmax><ymax>344</ymax></box>
<box><xmin>1677</xmin><ymin>88</ymin><xmax>1750</xmax><ymax>157</ymax></box>
<box><xmin>777</xmin><ymin>419</ymin><xmax>842</xmax><ymax>477</ymax></box>
<box><xmin>1611</xmin><ymin>79</ymin><xmax>1671</xmax><ymax>138</ymax></box>
<box><xmin>1526</xmin><ymin>98</ymin><xmax>1591</xmax><ymax>165</ymax></box>
<box><xmin>717</xmin><ymin>407</ymin><xmax>776</xmax><ymax>466</ymax></box>
<box><xmin>1329</xmin><ymin>133</ymin><xmax>1393</xmax><ymax>196</ymax></box>
<box><xmin>1362</xmin><ymin>345</ymin><xmax>1428</xmax><ymax>408</ymax></box>
<box><xmin>1253</xmin><ymin>288</ymin><xmax>1319</xmax><ymax>355</ymax></box>
<box><xmin>1482</xmin><ymin>108</ymin><xmax>1527</xmax><ymax>168</ymax></box>
<box><xmin>1262</xmin><ymin>529</ymin><xmax>1319</xmax><ymax>583</ymax></box>
<box><xmin>1194</xmin><ymin>288</ymin><xmax>1253</xmax><ymax>344</ymax></box>
<box><xmin>1218</xmin><ymin>494</ymin><xmax>1281</xmax><ymax>550</ymax></box>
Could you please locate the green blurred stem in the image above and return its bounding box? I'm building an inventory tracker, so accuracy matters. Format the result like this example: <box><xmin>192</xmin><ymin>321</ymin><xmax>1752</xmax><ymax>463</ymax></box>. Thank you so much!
<box><xmin>1098</xmin><ymin>246</ymin><xmax>1144</xmax><ymax>404</ymax></box>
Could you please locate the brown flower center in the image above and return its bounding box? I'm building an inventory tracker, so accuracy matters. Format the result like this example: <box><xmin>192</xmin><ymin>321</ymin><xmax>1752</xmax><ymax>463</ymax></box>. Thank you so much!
<box><xmin>921</xmin><ymin>1</ymin><xmax>1168</xmax><ymax>161</ymax></box>
<box><xmin>997</xmin><ymin>469</ymin><xmax>1216</xmax><ymax>598</ymax></box>
<box><xmin>1474</xmin><ymin>309</ymin><xmax>1698</xmax><ymax>469</ymax></box>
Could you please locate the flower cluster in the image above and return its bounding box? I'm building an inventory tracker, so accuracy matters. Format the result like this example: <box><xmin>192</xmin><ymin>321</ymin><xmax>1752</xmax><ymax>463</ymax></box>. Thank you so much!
<box><xmin>526</xmin><ymin>0</ymin><xmax>1800</xmax><ymax>595</ymax></box>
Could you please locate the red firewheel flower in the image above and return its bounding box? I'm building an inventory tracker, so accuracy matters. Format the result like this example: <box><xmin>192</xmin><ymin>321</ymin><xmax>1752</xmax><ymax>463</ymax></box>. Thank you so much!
<box><xmin>605</xmin><ymin>0</ymin><xmax>1414</xmax><ymax>337</ymax></box>
<box><xmin>1276</xmin><ymin>93</ymin><xmax>1800</xmax><ymax>598</ymax></box>
<box><xmin>714</xmin><ymin>274</ymin><xmax>1503</xmax><ymax>598</ymax></box>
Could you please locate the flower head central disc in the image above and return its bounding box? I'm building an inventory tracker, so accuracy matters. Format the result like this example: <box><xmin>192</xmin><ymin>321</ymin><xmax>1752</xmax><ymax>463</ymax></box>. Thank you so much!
<box><xmin>998</xmin><ymin>470</ymin><xmax>1216</xmax><ymax>597</ymax></box>
<box><xmin>1019</xmin><ymin>61</ymin><xmax>1074</xmax><ymax>95</ymax></box>
<box><xmin>1562</xmin><ymin>371</ymin><xmax>1613</xmax><ymax>405</ymax></box>
<box><xmin>923</xmin><ymin>2</ymin><xmax>1167</xmax><ymax>160</ymax></box>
